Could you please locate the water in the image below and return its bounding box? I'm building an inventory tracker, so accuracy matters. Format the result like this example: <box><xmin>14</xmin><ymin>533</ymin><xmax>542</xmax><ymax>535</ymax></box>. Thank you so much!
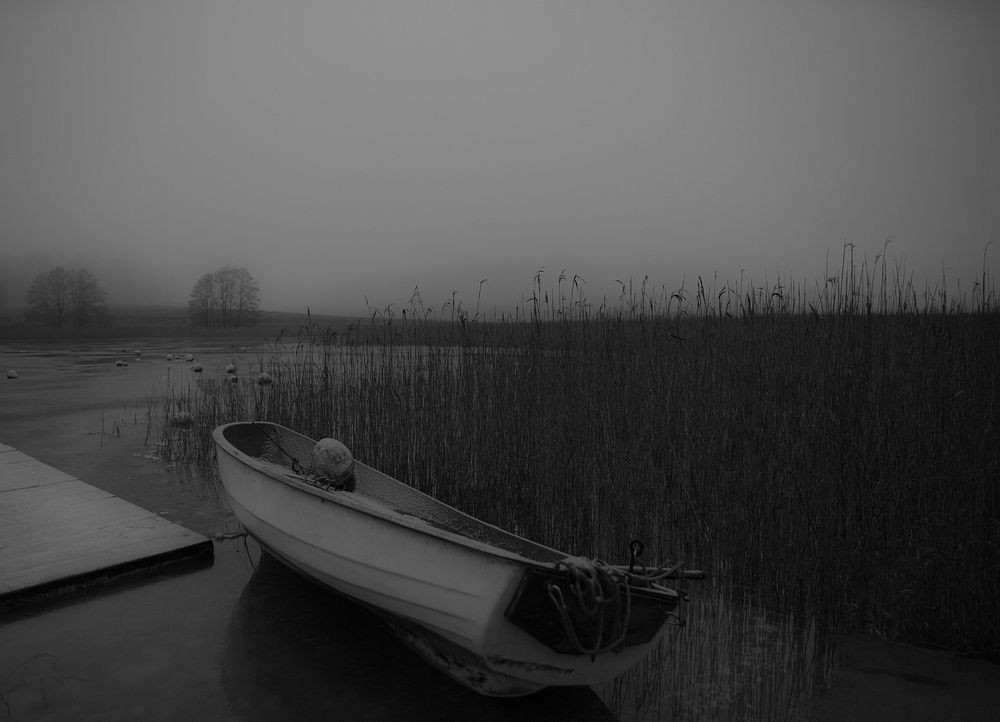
<box><xmin>1</xmin><ymin>540</ymin><xmax>614</xmax><ymax>721</ymax></box>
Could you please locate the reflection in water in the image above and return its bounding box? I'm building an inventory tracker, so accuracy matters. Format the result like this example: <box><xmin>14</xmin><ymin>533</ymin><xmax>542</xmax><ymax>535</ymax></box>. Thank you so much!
<box><xmin>223</xmin><ymin>552</ymin><xmax>616</xmax><ymax>722</ymax></box>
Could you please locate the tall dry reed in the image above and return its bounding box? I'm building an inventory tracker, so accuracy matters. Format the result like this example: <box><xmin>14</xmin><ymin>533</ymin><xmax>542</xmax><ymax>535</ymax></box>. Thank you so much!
<box><xmin>156</xmin><ymin>248</ymin><xmax>999</xmax><ymax>667</ymax></box>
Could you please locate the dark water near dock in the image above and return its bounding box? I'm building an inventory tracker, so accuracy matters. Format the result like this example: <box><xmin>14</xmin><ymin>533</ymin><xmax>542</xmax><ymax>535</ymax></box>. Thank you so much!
<box><xmin>1</xmin><ymin>540</ymin><xmax>612</xmax><ymax>721</ymax></box>
<box><xmin>0</xmin><ymin>339</ymin><xmax>613</xmax><ymax>720</ymax></box>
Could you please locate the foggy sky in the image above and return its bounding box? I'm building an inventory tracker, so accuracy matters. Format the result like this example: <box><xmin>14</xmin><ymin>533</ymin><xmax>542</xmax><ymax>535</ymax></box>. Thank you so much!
<box><xmin>2</xmin><ymin>0</ymin><xmax>998</xmax><ymax>315</ymax></box>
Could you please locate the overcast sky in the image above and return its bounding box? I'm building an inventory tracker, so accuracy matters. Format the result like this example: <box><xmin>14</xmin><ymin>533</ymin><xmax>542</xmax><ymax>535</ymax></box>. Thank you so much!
<box><xmin>2</xmin><ymin>0</ymin><xmax>998</xmax><ymax>315</ymax></box>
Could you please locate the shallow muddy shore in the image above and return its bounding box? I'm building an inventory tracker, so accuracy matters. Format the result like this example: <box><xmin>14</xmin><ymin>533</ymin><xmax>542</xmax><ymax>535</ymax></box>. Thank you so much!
<box><xmin>811</xmin><ymin>634</ymin><xmax>1000</xmax><ymax>722</ymax></box>
<box><xmin>1</xmin><ymin>338</ymin><xmax>998</xmax><ymax>721</ymax></box>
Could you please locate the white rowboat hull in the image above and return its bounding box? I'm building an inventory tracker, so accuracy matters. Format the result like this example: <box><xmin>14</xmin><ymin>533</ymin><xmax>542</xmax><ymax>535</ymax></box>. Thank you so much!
<box><xmin>213</xmin><ymin>422</ymin><xmax>681</xmax><ymax>695</ymax></box>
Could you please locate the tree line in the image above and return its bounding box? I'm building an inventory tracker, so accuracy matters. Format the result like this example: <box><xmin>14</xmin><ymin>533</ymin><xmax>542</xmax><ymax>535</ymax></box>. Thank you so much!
<box><xmin>17</xmin><ymin>265</ymin><xmax>262</xmax><ymax>328</ymax></box>
<box><xmin>24</xmin><ymin>267</ymin><xmax>110</xmax><ymax>327</ymax></box>
<box><xmin>187</xmin><ymin>266</ymin><xmax>262</xmax><ymax>328</ymax></box>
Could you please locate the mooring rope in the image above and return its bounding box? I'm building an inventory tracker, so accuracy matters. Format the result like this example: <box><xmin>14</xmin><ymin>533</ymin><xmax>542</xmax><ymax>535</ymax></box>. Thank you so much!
<box><xmin>546</xmin><ymin>556</ymin><xmax>633</xmax><ymax>657</ymax></box>
<box><xmin>543</xmin><ymin>540</ymin><xmax>700</xmax><ymax>656</ymax></box>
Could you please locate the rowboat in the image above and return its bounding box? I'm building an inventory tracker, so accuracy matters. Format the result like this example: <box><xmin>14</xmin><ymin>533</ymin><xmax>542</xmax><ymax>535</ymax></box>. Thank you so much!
<box><xmin>213</xmin><ymin>421</ymin><xmax>701</xmax><ymax>696</ymax></box>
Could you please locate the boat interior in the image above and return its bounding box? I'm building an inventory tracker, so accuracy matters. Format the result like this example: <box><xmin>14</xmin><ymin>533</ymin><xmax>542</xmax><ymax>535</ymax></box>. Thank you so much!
<box><xmin>219</xmin><ymin>422</ymin><xmax>566</xmax><ymax>564</ymax></box>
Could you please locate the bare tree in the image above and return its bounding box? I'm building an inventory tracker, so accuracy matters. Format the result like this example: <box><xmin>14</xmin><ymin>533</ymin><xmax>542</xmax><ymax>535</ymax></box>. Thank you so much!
<box><xmin>188</xmin><ymin>273</ymin><xmax>217</xmax><ymax>327</ymax></box>
<box><xmin>233</xmin><ymin>266</ymin><xmax>262</xmax><ymax>326</ymax></box>
<box><xmin>69</xmin><ymin>269</ymin><xmax>109</xmax><ymax>326</ymax></box>
<box><xmin>25</xmin><ymin>266</ymin><xmax>108</xmax><ymax>327</ymax></box>
<box><xmin>217</xmin><ymin>267</ymin><xmax>235</xmax><ymax>324</ymax></box>
<box><xmin>188</xmin><ymin>266</ymin><xmax>262</xmax><ymax>327</ymax></box>
<box><xmin>25</xmin><ymin>267</ymin><xmax>70</xmax><ymax>326</ymax></box>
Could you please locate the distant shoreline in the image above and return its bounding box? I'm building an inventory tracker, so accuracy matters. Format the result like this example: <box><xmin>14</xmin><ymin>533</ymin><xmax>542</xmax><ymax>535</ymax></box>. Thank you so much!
<box><xmin>0</xmin><ymin>306</ymin><xmax>362</xmax><ymax>341</ymax></box>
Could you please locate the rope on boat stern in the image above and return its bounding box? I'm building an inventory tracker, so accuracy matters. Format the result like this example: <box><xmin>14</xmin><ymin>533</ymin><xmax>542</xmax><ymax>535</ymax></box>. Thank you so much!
<box><xmin>546</xmin><ymin>555</ymin><xmax>632</xmax><ymax>660</ymax></box>
<box><xmin>545</xmin><ymin>540</ymin><xmax>704</xmax><ymax>658</ymax></box>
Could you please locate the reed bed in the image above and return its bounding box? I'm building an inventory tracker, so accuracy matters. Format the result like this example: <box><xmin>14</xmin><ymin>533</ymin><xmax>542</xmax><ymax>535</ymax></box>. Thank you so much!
<box><xmin>153</xmin><ymin>249</ymin><xmax>998</xmax><ymax>718</ymax></box>
<box><xmin>599</xmin><ymin>590</ymin><xmax>829</xmax><ymax>721</ymax></box>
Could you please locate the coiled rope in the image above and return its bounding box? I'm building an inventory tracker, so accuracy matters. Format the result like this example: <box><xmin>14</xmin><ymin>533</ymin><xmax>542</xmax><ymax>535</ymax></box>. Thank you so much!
<box><xmin>545</xmin><ymin>556</ymin><xmax>632</xmax><ymax>658</ymax></box>
<box><xmin>545</xmin><ymin>540</ymin><xmax>694</xmax><ymax>657</ymax></box>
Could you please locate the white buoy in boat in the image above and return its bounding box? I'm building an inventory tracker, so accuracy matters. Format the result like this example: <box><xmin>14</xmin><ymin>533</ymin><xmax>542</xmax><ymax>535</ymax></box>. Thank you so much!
<box><xmin>256</xmin><ymin>372</ymin><xmax>273</xmax><ymax>386</ymax></box>
<box><xmin>185</xmin><ymin>354</ymin><xmax>195</xmax><ymax>362</ymax></box>
<box><xmin>6</xmin><ymin>369</ymin><xmax>17</xmax><ymax>379</ymax></box>
<box><xmin>166</xmin><ymin>354</ymin><xmax>173</xmax><ymax>361</ymax></box>
<box><xmin>311</xmin><ymin>438</ymin><xmax>355</xmax><ymax>490</ymax></box>
<box><xmin>226</xmin><ymin>363</ymin><xmax>236</xmax><ymax>374</ymax></box>
<box><xmin>192</xmin><ymin>363</ymin><xmax>203</xmax><ymax>373</ymax></box>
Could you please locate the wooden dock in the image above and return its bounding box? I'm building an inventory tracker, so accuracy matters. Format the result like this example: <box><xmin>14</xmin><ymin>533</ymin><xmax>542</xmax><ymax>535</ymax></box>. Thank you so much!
<box><xmin>0</xmin><ymin>443</ymin><xmax>212</xmax><ymax>604</ymax></box>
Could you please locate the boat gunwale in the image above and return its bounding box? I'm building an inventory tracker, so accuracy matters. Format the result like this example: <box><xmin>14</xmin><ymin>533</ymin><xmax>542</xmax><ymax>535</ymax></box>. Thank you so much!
<box><xmin>212</xmin><ymin>421</ymin><xmax>567</xmax><ymax>569</ymax></box>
